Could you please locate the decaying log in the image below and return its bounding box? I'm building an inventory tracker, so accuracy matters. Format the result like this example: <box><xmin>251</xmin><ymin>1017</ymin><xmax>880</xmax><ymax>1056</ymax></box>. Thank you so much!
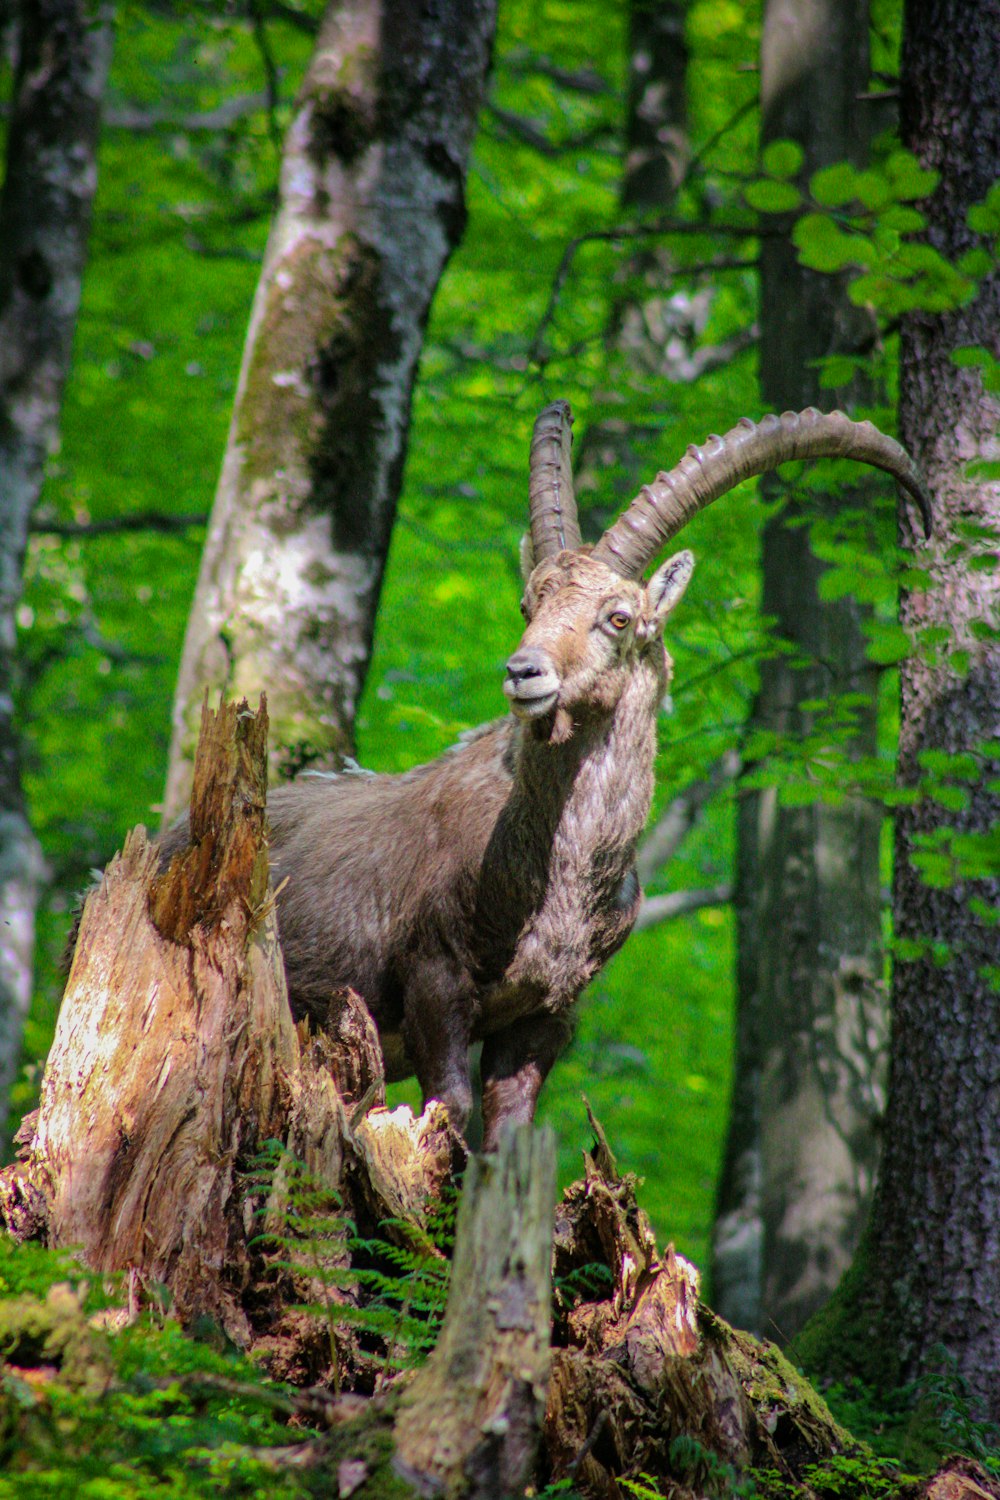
<box><xmin>13</xmin><ymin>696</ymin><xmax>291</xmax><ymax>1343</ymax></box>
<box><xmin>543</xmin><ymin>1110</ymin><xmax>857</xmax><ymax>1498</ymax></box>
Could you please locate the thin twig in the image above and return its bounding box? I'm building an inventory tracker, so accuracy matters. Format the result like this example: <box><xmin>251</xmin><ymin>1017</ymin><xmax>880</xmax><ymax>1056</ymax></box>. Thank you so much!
<box><xmin>30</xmin><ymin>512</ymin><xmax>207</xmax><ymax>537</ymax></box>
<box><xmin>529</xmin><ymin>232</ymin><xmax>758</xmax><ymax>366</ymax></box>
<box><xmin>102</xmin><ymin>92</ymin><xmax>272</xmax><ymax>133</ymax></box>
<box><xmin>249</xmin><ymin>0</ymin><xmax>283</xmax><ymax>151</ymax></box>
<box><xmin>566</xmin><ymin>1408</ymin><xmax>610</xmax><ymax>1481</ymax></box>
<box><xmin>635</xmin><ymin>882</ymin><xmax>733</xmax><ymax>931</ymax></box>
<box><xmin>504</xmin><ymin>49</ymin><xmax>610</xmax><ymax>95</ymax></box>
<box><xmin>681</xmin><ymin>96</ymin><xmax>758</xmax><ymax>183</ymax></box>
<box><xmin>486</xmin><ymin>102</ymin><xmax>614</xmax><ymax>159</ymax></box>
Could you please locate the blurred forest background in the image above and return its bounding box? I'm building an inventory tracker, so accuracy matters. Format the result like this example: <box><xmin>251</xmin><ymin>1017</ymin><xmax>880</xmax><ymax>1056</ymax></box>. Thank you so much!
<box><xmin>2</xmin><ymin>0</ymin><xmax>997</xmax><ymax>1350</ymax></box>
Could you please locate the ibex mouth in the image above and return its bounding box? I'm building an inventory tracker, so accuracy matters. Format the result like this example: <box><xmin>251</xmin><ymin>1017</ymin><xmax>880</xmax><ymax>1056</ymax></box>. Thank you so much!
<box><xmin>504</xmin><ymin>680</ymin><xmax>559</xmax><ymax>720</ymax></box>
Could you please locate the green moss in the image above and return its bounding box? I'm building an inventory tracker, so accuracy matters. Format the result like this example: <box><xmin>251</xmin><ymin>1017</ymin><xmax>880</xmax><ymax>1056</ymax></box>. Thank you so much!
<box><xmin>312</xmin><ymin>1395</ymin><xmax>418</xmax><ymax>1500</ymax></box>
<box><xmin>790</xmin><ymin>1232</ymin><xmax>902</xmax><ymax>1396</ymax></box>
<box><xmin>704</xmin><ymin>1311</ymin><xmax>856</xmax><ymax>1455</ymax></box>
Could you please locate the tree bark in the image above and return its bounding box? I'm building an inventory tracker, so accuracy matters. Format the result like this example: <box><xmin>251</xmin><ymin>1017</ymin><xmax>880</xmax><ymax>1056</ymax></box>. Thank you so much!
<box><xmin>162</xmin><ymin>0</ymin><xmax>497</xmax><ymax>823</ymax></box>
<box><xmin>394</xmin><ymin>1127</ymin><xmax>556</xmax><ymax>1500</ymax></box>
<box><xmin>807</xmin><ymin>0</ymin><xmax>1000</xmax><ymax>1416</ymax></box>
<box><xmin>714</xmin><ymin>0</ymin><xmax>886</xmax><ymax>1339</ymax></box>
<box><xmin>0</xmin><ymin>0</ymin><xmax>114</xmax><ymax>1134</ymax></box>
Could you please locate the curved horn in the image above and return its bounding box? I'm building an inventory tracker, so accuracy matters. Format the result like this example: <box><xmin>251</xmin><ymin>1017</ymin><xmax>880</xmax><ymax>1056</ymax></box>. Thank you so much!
<box><xmin>591</xmin><ymin>407</ymin><xmax>933</xmax><ymax>578</ymax></box>
<box><xmin>528</xmin><ymin>400</ymin><xmax>581</xmax><ymax>562</ymax></box>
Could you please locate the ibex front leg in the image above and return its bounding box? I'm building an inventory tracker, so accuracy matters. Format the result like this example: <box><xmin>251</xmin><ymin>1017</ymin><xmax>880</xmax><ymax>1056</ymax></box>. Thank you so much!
<box><xmin>480</xmin><ymin>1011</ymin><xmax>574</xmax><ymax>1151</ymax></box>
<box><xmin>403</xmin><ymin>961</ymin><xmax>475</xmax><ymax>1137</ymax></box>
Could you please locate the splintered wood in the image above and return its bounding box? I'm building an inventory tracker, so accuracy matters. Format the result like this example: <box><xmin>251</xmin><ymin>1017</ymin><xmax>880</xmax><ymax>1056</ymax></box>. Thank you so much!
<box><xmin>12</xmin><ymin>696</ymin><xmax>293</xmax><ymax>1341</ymax></box>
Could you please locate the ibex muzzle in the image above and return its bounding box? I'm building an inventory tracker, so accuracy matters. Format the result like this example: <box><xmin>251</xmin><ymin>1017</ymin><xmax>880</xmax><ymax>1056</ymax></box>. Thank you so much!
<box><xmin>503</xmin><ymin>647</ymin><xmax>559</xmax><ymax>719</ymax></box>
<box><xmin>152</xmin><ymin>400</ymin><xmax>929</xmax><ymax>1148</ymax></box>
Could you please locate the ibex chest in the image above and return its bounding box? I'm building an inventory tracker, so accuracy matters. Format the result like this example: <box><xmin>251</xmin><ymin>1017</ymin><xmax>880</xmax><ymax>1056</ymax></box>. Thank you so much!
<box><xmin>474</xmin><ymin>862</ymin><xmax>641</xmax><ymax>1033</ymax></box>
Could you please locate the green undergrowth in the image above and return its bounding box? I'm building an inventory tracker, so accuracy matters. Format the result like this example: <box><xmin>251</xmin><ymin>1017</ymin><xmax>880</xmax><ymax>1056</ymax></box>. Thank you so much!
<box><xmin>3</xmin><ymin>1185</ymin><xmax>1000</xmax><ymax>1496</ymax></box>
<box><xmin>0</xmin><ymin>1247</ymin><xmax>321</xmax><ymax>1498</ymax></box>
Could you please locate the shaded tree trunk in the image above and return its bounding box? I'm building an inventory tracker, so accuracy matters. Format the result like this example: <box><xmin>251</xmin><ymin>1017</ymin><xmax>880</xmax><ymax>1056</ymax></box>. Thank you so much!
<box><xmin>162</xmin><ymin>0</ymin><xmax>497</xmax><ymax>823</ymax></box>
<box><xmin>802</xmin><ymin>0</ymin><xmax>1000</xmax><ymax>1417</ymax></box>
<box><xmin>714</xmin><ymin>0</ymin><xmax>886</xmax><ymax>1338</ymax></box>
<box><xmin>0</xmin><ymin>0</ymin><xmax>114</xmax><ymax>1131</ymax></box>
<box><xmin>575</xmin><ymin>0</ymin><xmax>689</xmax><ymax>513</ymax></box>
<box><xmin>394</xmin><ymin>1128</ymin><xmax>556</xmax><ymax>1499</ymax></box>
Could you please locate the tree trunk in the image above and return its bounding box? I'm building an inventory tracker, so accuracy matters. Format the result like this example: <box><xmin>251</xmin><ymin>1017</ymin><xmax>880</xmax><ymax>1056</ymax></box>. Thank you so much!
<box><xmin>803</xmin><ymin>0</ymin><xmax>1000</xmax><ymax>1417</ymax></box>
<box><xmin>0</xmin><ymin>0</ymin><xmax>114</xmax><ymax>1134</ymax></box>
<box><xmin>713</xmin><ymin>0</ymin><xmax>886</xmax><ymax>1339</ymax></box>
<box><xmin>162</xmin><ymin>0</ymin><xmax>497</xmax><ymax>823</ymax></box>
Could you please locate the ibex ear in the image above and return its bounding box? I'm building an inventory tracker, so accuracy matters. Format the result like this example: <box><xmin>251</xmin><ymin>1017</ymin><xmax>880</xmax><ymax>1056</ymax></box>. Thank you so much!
<box><xmin>519</xmin><ymin>532</ymin><xmax>535</xmax><ymax>583</ymax></box>
<box><xmin>648</xmin><ymin>549</ymin><xmax>694</xmax><ymax>621</ymax></box>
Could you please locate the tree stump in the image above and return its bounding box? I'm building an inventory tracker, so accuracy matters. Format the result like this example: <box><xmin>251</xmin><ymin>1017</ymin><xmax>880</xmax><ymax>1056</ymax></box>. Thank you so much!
<box><xmin>0</xmin><ymin>694</ymin><xmax>460</xmax><ymax>1383</ymax></box>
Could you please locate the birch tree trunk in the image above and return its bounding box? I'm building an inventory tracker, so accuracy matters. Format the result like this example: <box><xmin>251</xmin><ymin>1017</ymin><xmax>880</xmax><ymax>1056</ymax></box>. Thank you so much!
<box><xmin>162</xmin><ymin>0</ymin><xmax>497</xmax><ymax>823</ymax></box>
<box><xmin>804</xmin><ymin>0</ymin><xmax>1000</xmax><ymax>1417</ymax></box>
<box><xmin>714</xmin><ymin>0</ymin><xmax>886</xmax><ymax>1339</ymax></box>
<box><xmin>0</xmin><ymin>0</ymin><xmax>114</xmax><ymax>1130</ymax></box>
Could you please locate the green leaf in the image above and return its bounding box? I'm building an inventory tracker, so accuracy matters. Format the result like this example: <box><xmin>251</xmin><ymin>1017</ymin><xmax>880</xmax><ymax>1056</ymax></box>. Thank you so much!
<box><xmin>810</xmin><ymin>162</ymin><xmax>859</xmax><ymax>208</ymax></box>
<box><xmin>854</xmin><ymin>168</ymin><xmax>893</xmax><ymax>211</ymax></box>
<box><xmin>744</xmin><ymin>178</ymin><xmax>801</xmax><ymax>213</ymax></box>
<box><xmin>950</xmin><ymin>345</ymin><xmax>993</xmax><ymax>368</ymax></box>
<box><xmin>815</xmin><ymin>352</ymin><xmax>865</xmax><ymax>390</ymax></box>
<box><xmin>793</xmin><ymin>213</ymin><xmax>874</xmax><ymax>273</ymax></box>
<box><xmin>968</xmin><ymin>201</ymin><xmax>1000</xmax><ymax>233</ymax></box>
<box><xmin>957</xmin><ymin>246</ymin><xmax>995</xmax><ymax>278</ymax></box>
<box><xmin>761</xmin><ymin>139</ymin><xmax>804</xmax><ymax>179</ymax></box>
<box><xmin>884</xmin><ymin>149</ymin><xmax>938</xmax><ymax>201</ymax></box>
<box><xmin>865</xmin><ymin>621</ymin><xmax>912</xmax><ymax>665</ymax></box>
<box><xmin>892</xmin><ymin>936</ymin><xmax>930</xmax><ymax>961</ymax></box>
<box><xmin>879</xmin><ymin>203</ymin><xmax>925</xmax><ymax>233</ymax></box>
<box><xmin>932</xmin><ymin>785</ymin><xmax>971</xmax><ymax>812</ymax></box>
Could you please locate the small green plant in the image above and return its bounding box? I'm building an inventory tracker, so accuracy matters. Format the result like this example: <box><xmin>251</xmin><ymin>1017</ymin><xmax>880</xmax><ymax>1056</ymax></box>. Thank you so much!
<box><xmin>800</xmin><ymin>1452</ymin><xmax>907</xmax><ymax>1498</ymax></box>
<box><xmin>247</xmin><ymin>1140</ymin><xmax>455</xmax><ymax>1383</ymax></box>
<box><xmin>909</xmin><ymin>1347</ymin><xmax>1000</xmax><ymax>1471</ymax></box>
<box><xmin>662</xmin><ymin>1435</ymin><xmax>759</xmax><ymax>1498</ymax></box>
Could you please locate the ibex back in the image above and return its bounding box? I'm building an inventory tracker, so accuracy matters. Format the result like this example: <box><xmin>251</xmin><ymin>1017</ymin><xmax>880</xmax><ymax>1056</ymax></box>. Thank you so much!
<box><xmin>160</xmin><ymin>404</ymin><xmax>931</xmax><ymax>1148</ymax></box>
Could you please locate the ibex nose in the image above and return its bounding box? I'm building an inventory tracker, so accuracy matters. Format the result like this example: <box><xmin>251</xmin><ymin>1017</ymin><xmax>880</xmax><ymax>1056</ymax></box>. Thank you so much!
<box><xmin>504</xmin><ymin>649</ymin><xmax>548</xmax><ymax>686</ymax></box>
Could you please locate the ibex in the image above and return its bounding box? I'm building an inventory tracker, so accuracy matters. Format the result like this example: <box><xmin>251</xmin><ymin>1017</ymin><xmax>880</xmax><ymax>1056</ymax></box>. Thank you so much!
<box><xmin>161</xmin><ymin>404</ymin><xmax>930</xmax><ymax>1149</ymax></box>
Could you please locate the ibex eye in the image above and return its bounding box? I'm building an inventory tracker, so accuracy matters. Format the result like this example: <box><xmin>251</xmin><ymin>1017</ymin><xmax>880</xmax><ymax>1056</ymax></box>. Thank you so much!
<box><xmin>609</xmin><ymin>611</ymin><xmax>631</xmax><ymax>631</ymax></box>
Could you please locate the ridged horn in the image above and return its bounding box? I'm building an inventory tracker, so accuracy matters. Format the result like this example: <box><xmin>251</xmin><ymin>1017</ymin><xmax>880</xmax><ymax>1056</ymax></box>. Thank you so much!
<box><xmin>591</xmin><ymin>407</ymin><xmax>933</xmax><ymax>578</ymax></box>
<box><xmin>528</xmin><ymin>400</ymin><xmax>581</xmax><ymax>562</ymax></box>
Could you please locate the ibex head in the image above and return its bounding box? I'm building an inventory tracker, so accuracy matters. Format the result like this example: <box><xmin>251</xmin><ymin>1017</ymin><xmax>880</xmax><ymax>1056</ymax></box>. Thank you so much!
<box><xmin>505</xmin><ymin>400</ymin><xmax>931</xmax><ymax>741</ymax></box>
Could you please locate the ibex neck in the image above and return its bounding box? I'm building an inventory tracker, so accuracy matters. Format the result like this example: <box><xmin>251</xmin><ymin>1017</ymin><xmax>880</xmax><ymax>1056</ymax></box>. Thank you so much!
<box><xmin>511</xmin><ymin>666</ymin><xmax>660</xmax><ymax>860</ymax></box>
